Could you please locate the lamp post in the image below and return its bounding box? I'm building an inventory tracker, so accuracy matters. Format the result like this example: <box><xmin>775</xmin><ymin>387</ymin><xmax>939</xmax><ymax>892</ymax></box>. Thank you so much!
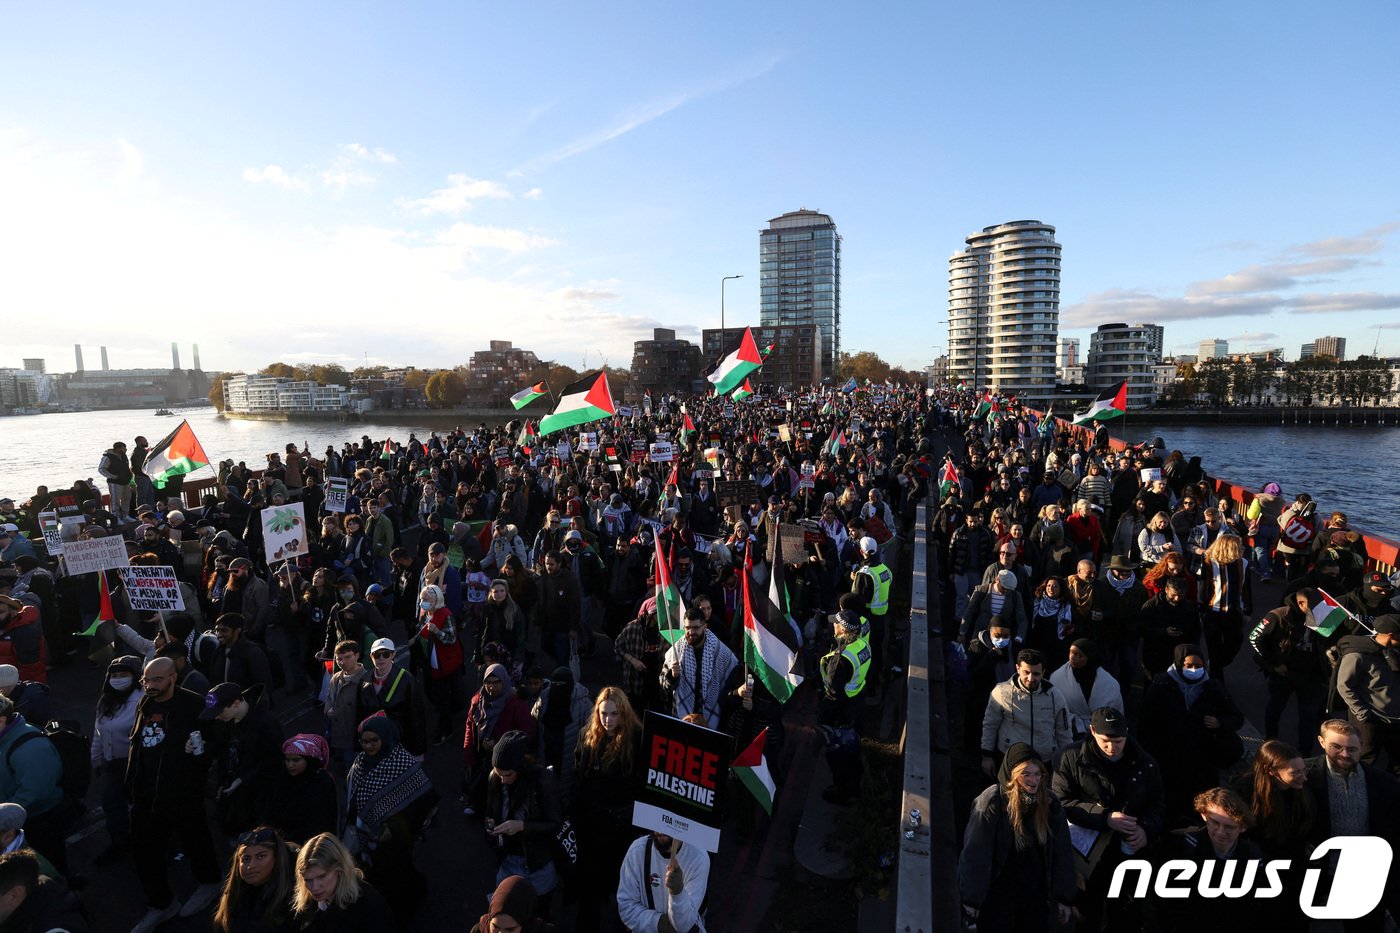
<box><xmin>721</xmin><ymin>275</ymin><xmax>742</xmax><ymax>335</ymax></box>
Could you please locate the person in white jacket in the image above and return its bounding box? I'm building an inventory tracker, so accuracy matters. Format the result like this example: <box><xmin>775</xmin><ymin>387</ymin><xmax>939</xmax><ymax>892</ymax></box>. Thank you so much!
<box><xmin>90</xmin><ymin>655</ymin><xmax>144</xmax><ymax>865</ymax></box>
<box><xmin>980</xmin><ymin>649</ymin><xmax>1072</xmax><ymax>777</ymax></box>
<box><xmin>617</xmin><ymin>832</ymin><xmax>709</xmax><ymax>933</ymax></box>
<box><xmin>1047</xmin><ymin>639</ymin><xmax>1123</xmax><ymax>741</ymax></box>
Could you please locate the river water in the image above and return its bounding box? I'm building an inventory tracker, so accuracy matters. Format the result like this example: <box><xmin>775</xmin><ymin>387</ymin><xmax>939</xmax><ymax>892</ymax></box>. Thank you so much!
<box><xmin>2</xmin><ymin>408</ymin><xmax>1398</xmax><ymax>538</ymax></box>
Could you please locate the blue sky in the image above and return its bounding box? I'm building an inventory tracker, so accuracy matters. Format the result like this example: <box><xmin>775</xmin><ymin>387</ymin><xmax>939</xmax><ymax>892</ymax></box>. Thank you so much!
<box><xmin>3</xmin><ymin>1</ymin><xmax>1399</xmax><ymax>376</ymax></box>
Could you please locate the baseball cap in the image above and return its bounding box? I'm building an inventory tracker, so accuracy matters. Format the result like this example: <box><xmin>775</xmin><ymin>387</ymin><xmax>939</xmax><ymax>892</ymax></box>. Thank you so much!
<box><xmin>859</xmin><ymin>536</ymin><xmax>879</xmax><ymax>555</ymax></box>
<box><xmin>199</xmin><ymin>682</ymin><xmax>244</xmax><ymax>720</ymax></box>
<box><xmin>1367</xmin><ymin>571</ymin><xmax>1392</xmax><ymax>588</ymax></box>
<box><xmin>369</xmin><ymin>638</ymin><xmax>396</xmax><ymax>656</ymax></box>
<box><xmin>0</xmin><ymin>523</ymin><xmax>17</xmax><ymax>534</ymax></box>
<box><xmin>0</xmin><ymin>803</ymin><xmax>26</xmax><ymax>834</ymax></box>
<box><xmin>1091</xmin><ymin>707</ymin><xmax>1128</xmax><ymax>737</ymax></box>
<box><xmin>365</xmin><ymin>583</ymin><xmax>384</xmax><ymax>596</ymax></box>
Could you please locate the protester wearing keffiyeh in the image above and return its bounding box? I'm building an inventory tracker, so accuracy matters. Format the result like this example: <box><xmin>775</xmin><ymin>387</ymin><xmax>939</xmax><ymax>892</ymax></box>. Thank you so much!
<box><xmin>346</xmin><ymin>714</ymin><xmax>436</xmax><ymax>857</ymax></box>
<box><xmin>660</xmin><ymin>618</ymin><xmax>739</xmax><ymax>730</ymax></box>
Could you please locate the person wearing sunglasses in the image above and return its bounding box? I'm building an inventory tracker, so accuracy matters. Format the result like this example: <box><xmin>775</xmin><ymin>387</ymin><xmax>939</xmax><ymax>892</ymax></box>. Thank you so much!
<box><xmin>212</xmin><ymin>825</ymin><xmax>298</xmax><ymax>933</ymax></box>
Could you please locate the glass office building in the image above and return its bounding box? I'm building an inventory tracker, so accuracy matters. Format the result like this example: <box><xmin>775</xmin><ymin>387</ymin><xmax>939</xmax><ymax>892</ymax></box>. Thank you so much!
<box><xmin>759</xmin><ymin>210</ymin><xmax>841</xmax><ymax>381</ymax></box>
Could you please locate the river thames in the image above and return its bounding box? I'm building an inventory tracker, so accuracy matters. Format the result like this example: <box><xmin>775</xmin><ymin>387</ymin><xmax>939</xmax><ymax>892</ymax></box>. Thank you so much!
<box><xmin>1</xmin><ymin>408</ymin><xmax>1397</xmax><ymax>540</ymax></box>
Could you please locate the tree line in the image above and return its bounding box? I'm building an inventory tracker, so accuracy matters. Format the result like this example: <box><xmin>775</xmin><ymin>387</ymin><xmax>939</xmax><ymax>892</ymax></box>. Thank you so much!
<box><xmin>1164</xmin><ymin>355</ymin><xmax>1395</xmax><ymax>407</ymax></box>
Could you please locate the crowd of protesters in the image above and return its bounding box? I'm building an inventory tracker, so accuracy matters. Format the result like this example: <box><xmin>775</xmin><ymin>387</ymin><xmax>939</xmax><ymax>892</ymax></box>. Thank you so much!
<box><xmin>934</xmin><ymin>398</ymin><xmax>1400</xmax><ymax>931</ymax></box>
<box><xmin>0</xmin><ymin>385</ymin><xmax>932</xmax><ymax>932</ymax></box>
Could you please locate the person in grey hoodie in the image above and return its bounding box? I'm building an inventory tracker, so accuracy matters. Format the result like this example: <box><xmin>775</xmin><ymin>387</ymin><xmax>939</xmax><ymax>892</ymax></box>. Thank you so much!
<box><xmin>1333</xmin><ymin>613</ymin><xmax>1400</xmax><ymax>774</ymax></box>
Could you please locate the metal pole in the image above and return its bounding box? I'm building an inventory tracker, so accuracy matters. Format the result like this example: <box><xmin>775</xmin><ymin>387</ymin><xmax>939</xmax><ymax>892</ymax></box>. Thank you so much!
<box><xmin>721</xmin><ymin>274</ymin><xmax>742</xmax><ymax>337</ymax></box>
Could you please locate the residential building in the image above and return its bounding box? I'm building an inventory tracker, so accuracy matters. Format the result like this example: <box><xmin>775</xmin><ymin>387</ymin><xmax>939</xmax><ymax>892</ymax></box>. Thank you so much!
<box><xmin>1314</xmin><ymin>336</ymin><xmax>1347</xmax><ymax>360</ymax></box>
<box><xmin>631</xmin><ymin>328</ymin><xmax>702</xmax><ymax>399</ymax></box>
<box><xmin>759</xmin><ymin>209</ymin><xmax>841</xmax><ymax>380</ymax></box>
<box><xmin>223</xmin><ymin>373</ymin><xmax>355</xmax><ymax>414</ymax></box>
<box><xmin>0</xmin><ymin>368</ymin><xmax>52</xmax><ymax>412</ymax></box>
<box><xmin>702</xmin><ymin>324</ymin><xmax>822</xmax><ymax>390</ymax></box>
<box><xmin>21</xmin><ymin>359</ymin><xmax>44</xmax><ymax>374</ymax></box>
<box><xmin>1059</xmin><ymin>364</ymin><xmax>1085</xmax><ymax>385</ymax></box>
<box><xmin>1197</xmin><ymin>339</ymin><xmax>1228</xmax><ymax>360</ymax></box>
<box><xmin>947</xmin><ymin>220</ymin><xmax>1060</xmax><ymax>403</ymax></box>
<box><xmin>1085</xmin><ymin>322</ymin><xmax>1160</xmax><ymax>408</ymax></box>
<box><xmin>1152</xmin><ymin>360</ymin><xmax>1179</xmax><ymax>399</ymax></box>
<box><xmin>465</xmin><ymin>340</ymin><xmax>541</xmax><ymax>407</ymax></box>
<box><xmin>1300</xmin><ymin>342</ymin><xmax>1317</xmax><ymax>360</ymax></box>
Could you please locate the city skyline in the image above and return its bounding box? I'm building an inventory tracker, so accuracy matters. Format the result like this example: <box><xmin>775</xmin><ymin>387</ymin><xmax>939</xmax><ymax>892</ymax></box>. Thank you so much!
<box><xmin>2</xmin><ymin>3</ymin><xmax>1399</xmax><ymax>374</ymax></box>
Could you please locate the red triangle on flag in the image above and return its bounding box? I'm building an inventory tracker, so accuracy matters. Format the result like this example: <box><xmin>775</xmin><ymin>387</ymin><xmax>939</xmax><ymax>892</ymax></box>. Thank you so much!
<box><xmin>732</xmin><ymin>727</ymin><xmax>770</xmax><ymax>768</ymax></box>
<box><xmin>584</xmin><ymin>372</ymin><xmax>616</xmax><ymax>415</ymax></box>
<box><xmin>736</xmin><ymin>328</ymin><xmax>763</xmax><ymax>365</ymax></box>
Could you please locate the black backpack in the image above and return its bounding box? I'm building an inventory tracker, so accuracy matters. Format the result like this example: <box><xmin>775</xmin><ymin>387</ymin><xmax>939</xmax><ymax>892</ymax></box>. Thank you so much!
<box><xmin>7</xmin><ymin>720</ymin><xmax>93</xmax><ymax>802</ymax></box>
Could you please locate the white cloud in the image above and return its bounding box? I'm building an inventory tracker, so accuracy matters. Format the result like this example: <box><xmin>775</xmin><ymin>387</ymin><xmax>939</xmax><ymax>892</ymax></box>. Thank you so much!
<box><xmin>522</xmin><ymin>187</ymin><xmax>544</xmax><ymax>200</ymax></box>
<box><xmin>320</xmin><ymin>167</ymin><xmax>375</xmax><ymax>191</ymax></box>
<box><xmin>436</xmin><ymin>223</ymin><xmax>558</xmax><ymax>256</ymax></box>
<box><xmin>242</xmin><ymin>164</ymin><xmax>307</xmax><ymax>189</ymax></box>
<box><xmin>399</xmin><ymin>173</ymin><xmax>512</xmax><ymax>215</ymax></box>
<box><xmin>343</xmin><ymin>143</ymin><xmax>397</xmax><ymax>164</ymax></box>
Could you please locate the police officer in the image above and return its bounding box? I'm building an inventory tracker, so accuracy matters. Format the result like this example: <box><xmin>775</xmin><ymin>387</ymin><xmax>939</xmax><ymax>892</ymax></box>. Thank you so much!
<box><xmin>851</xmin><ymin>536</ymin><xmax>892</xmax><ymax>679</ymax></box>
<box><xmin>819</xmin><ymin>611</ymin><xmax>870</xmax><ymax>805</ymax></box>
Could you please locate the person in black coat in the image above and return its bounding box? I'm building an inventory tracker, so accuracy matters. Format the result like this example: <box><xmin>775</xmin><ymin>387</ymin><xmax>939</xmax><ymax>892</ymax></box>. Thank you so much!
<box><xmin>210</xmin><ymin>613</ymin><xmax>274</xmax><ymax>696</ymax></box>
<box><xmin>962</xmin><ymin>620</ymin><xmax>1016</xmax><ymax>754</ymax></box>
<box><xmin>201</xmin><ymin>682</ymin><xmax>284</xmax><ymax>836</ymax></box>
<box><xmin>1137</xmin><ymin>644</ymin><xmax>1245</xmax><ymax>826</ymax></box>
<box><xmin>1147</xmin><ymin>786</ymin><xmax>1264</xmax><ymax>933</ymax></box>
<box><xmin>266</xmin><ymin>734</ymin><xmax>339</xmax><ymax>846</ymax></box>
<box><xmin>1138</xmin><ymin>579</ymin><xmax>1203</xmax><ymax>679</ymax></box>
<box><xmin>292</xmin><ymin>833</ymin><xmax>395</xmax><ymax>932</ymax></box>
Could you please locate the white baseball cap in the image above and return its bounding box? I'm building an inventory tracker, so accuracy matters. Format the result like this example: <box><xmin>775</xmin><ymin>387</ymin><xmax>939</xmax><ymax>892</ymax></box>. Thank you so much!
<box><xmin>369</xmin><ymin>638</ymin><xmax>396</xmax><ymax>656</ymax></box>
<box><xmin>859</xmin><ymin>536</ymin><xmax>879</xmax><ymax>555</ymax></box>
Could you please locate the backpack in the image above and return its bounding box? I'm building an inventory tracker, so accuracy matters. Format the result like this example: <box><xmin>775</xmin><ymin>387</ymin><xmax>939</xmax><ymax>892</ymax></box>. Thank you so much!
<box><xmin>7</xmin><ymin>720</ymin><xmax>93</xmax><ymax>802</ymax></box>
<box><xmin>1280</xmin><ymin>507</ymin><xmax>1318</xmax><ymax>548</ymax></box>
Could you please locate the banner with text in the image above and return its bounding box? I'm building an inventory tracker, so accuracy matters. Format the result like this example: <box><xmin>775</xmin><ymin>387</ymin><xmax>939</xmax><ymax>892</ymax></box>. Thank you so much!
<box><xmin>119</xmin><ymin>566</ymin><xmax>186</xmax><ymax>612</ymax></box>
<box><xmin>38</xmin><ymin>512</ymin><xmax>62</xmax><ymax>557</ymax></box>
<box><xmin>632</xmin><ymin>712</ymin><xmax>733</xmax><ymax>852</ymax></box>
<box><xmin>62</xmin><ymin>535</ymin><xmax>130</xmax><ymax>575</ymax></box>
<box><xmin>324</xmin><ymin>477</ymin><xmax>349</xmax><ymax>514</ymax></box>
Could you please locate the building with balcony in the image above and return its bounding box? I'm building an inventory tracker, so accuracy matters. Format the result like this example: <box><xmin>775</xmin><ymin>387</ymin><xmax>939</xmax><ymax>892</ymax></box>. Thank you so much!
<box><xmin>630</xmin><ymin>329</ymin><xmax>702</xmax><ymax>400</ymax></box>
<box><xmin>1085</xmin><ymin>323</ymin><xmax>1161</xmax><ymax>408</ymax></box>
<box><xmin>702</xmin><ymin>324</ymin><xmax>822</xmax><ymax>390</ymax></box>
<box><xmin>759</xmin><ymin>210</ymin><xmax>841</xmax><ymax>380</ymax></box>
<box><xmin>223</xmin><ymin>374</ymin><xmax>354</xmax><ymax>414</ymax></box>
<box><xmin>465</xmin><ymin>340</ymin><xmax>541</xmax><ymax>407</ymax></box>
<box><xmin>947</xmin><ymin>220</ymin><xmax>1061</xmax><ymax>403</ymax></box>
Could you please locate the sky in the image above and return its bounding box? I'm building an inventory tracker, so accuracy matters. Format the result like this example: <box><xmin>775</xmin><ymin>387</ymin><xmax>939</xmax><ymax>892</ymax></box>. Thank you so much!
<box><xmin>3</xmin><ymin>2</ymin><xmax>1400</xmax><ymax>377</ymax></box>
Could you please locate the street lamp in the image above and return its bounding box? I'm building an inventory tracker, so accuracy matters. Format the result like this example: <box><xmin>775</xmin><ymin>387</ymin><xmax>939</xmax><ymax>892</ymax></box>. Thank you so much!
<box><xmin>721</xmin><ymin>275</ymin><xmax>742</xmax><ymax>334</ymax></box>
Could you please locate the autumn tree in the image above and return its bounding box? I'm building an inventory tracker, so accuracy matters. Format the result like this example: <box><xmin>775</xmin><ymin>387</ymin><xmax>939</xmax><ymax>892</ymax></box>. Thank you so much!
<box><xmin>261</xmin><ymin>362</ymin><xmax>296</xmax><ymax>379</ymax></box>
<box><xmin>838</xmin><ymin>351</ymin><xmax>892</xmax><ymax>385</ymax></box>
<box><xmin>425</xmin><ymin>369</ymin><xmax>467</xmax><ymax>407</ymax></box>
<box><xmin>208</xmin><ymin>373</ymin><xmax>229</xmax><ymax>411</ymax></box>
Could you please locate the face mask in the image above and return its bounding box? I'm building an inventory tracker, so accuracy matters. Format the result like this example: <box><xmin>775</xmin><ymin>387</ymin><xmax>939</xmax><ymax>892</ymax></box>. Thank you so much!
<box><xmin>991</xmin><ymin>637</ymin><xmax>1011</xmax><ymax>650</ymax></box>
<box><xmin>420</xmin><ymin>601</ymin><xmax>432</xmax><ymax>611</ymax></box>
<box><xmin>1180</xmin><ymin>667</ymin><xmax>1206</xmax><ymax>682</ymax></box>
<box><xmin>339</xmin><ymin>589</ymin><xmax>355</xmax><ymax>602</ymax></box>
<box><xmin>109</xmin><ymin>674</ymin><xmax>135</xmax><ymax>691</ymax></box>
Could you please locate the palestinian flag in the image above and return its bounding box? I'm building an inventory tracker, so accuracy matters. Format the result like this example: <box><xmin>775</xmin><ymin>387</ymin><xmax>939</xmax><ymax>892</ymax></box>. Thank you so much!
<box><xmin>743</xmin><ymin>531</ymin><xmax>803</xmax><ymax>702</ymax></box>
<box><xmin>973</xmin><ymin>391</ymin><xmax>994</xmax><ymax>420</ymax></box>
<box><xmin>510</xmin><ymin>381</ymin><xmax>548</xmax><ymax>410</ymax></box>
<box><xmin>142</xmin><ymin>420</ymin><xmax>210</xmax><ymax>489</ymax></box>
<box><xmin>1072</xmin><ymin>382</ymin><xmax>1128</xmax><ymax>426</ymax></box>
<box><xmin>380</xmin><ymin>439</ymin><xmax>393</xmax><ymax>460</ymax></box>
<box><xmin>732</xmin><ymin>378</ymin><xmax>756</xmax><ymax>401</ymax></box>
<box><xmin>820</xmin><ymin>400</ymin><xmax>833</xmax><ymax>416</ymax></box>
<box><xmin>707</xmin><ymin>327</ymin><xmax>763</xmax><ymax>395</ymax></box>
<box><xmin>76</xmin><ymin>572</ymin><xmax>117</xmax><ymax>637</ymax></box>
<box><xmin>939</xmin><ymin>460</ymin><xmax>960</xmax><ymax>498</ymax></box>
<box><xmin>655</xmin><ymin>542</ymin><xmax>686</xmax><ymax>646</ymax></box>
<box><xmin>1305</xmin><ymin>589</ymin><xmax>1352</xmax><ymax>638</ymax></box>
<box><xmin>680</xmin><ymin>411</ymin><xmax>696</xmax><ymax>442</ymax></box>
<box><xmin>518</xmin><ymin>419</ymin><xmax>538</xmax><ymax>451</ymax></box>
<box><xmin>760</xmin><ymin>342</ymin><xmax>775</xmax><ymax>359</ymax></box>
<box><xmin>732</xmin><ymin>728</ymin><xmax>776</xmax><ymax>815</ymax></box>
<box><xmin>539</xmin><ymin>371</ymin><xmax>616</xmax><ymax>436</ymax></box>
<box><xmin>824</xmin><ymin>426</ymin><xmax>845</xmax><ymax>457</ymax></box>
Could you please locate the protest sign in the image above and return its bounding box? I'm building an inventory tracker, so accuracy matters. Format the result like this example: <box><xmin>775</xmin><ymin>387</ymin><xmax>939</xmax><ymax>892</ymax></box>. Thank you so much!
<box><xmin>577</xmin><ymin>432</ymin><xmax>598</xmax><ymax>452</ymax></box>
<box><xmin>324</xmin><ymin>477</ymin><xmax>349</xmax><ymax>514</ymax></box>
<box><xmin>633</xmin><ymin>712</ymin><xmax>733</xmax><ymax>852</ymax></box>
<box><xmin>39</xmin><ymin>512</ymin><xmax>62</xmax><ymax>556</ymax></box>
<box><xmin>261</xmin><ymin>501</ymin><xmax>309</xmax><ymax>563</ymax></box>
<box><xmin>722</xmin><ymin>404</ymin><xmax>735</xmax><ymax>419</ymax></box>
<box><xmin>799</xmin><ymin>463</ymin><xmax>816</xmax><ymax>490</ymax></box>
<box><xmin>617</xmin><ymin>406</ymin><xmax>633</xmax><ymax>418</ymax></box>
<box><xmin>119</xmin><ymin>566</ymin><xmax>185</xmax><ymax>612</ymax></box>
<box><xmin>777</xmin><ymin>425</ymin><xmax>792</xmax><ymax>443</ymax></box>
<box><xmin>62</xmin><ymin>535</ymin><xmax>129</xmax><ymax>575</ymax></box>
<box><xmin>649</xmin><ymin>442</ymin><xmax>674</xmax><ymax>463</ymax></box>
<box><xmin>630</xmin><ymin>437</ymin><xmax>648</xmax><ymax>463</ymax></box>
<box><xmin>1140</xmin><ymin>467</ymin><xmax>1162</xmax><ymax>483</ymax></box>
<box><xmin>494</xmin><ymin>446</ymin><xmax>513</xmax><ymax>468</ymax></box>
<box><xmin>715</xmin><ymin>479</ymin><xmax>759</xmax><ymax>510</ymax></box>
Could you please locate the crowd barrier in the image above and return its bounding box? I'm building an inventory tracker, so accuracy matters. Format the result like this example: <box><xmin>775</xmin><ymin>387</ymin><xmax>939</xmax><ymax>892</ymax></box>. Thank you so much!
<box><xmin>895</xmin><ymin>500</ymin><xmax>934</xmax><ymax>932</ymax></box>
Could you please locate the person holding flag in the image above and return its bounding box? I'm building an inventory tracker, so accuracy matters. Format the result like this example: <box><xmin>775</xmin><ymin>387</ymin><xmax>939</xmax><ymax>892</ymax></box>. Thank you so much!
<box><xmin>1248</xmin><ymin>587</ymin><xmax>1330</xmax><ymax>747</ymax></box>
<box><xmin>1332</xmin><ymin>613</ymin><xmax>1400</xmax><ymax>774</ymax></box>
<box><xmin>659</xmin><ymin>606</ymin><xmax>739</xmax><ymax>730</ymax></box>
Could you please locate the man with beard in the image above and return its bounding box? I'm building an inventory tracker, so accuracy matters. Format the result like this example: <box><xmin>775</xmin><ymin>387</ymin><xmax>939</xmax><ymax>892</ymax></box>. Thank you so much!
<box><xmin>660</xmin><ymin>608</ymin><xmax>739</xmax><ymax>730</ymax></box>
<box><xmin>218</xmin><ymin>558</ymin><xmax>273</xmax><ymax>641</ymax></box>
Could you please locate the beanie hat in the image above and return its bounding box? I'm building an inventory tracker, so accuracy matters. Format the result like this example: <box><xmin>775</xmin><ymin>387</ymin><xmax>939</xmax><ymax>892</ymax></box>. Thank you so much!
<box><xmin>492</xmin><ymin>730</ymin><xmax>530</xmax><ymax>772</ymax></box>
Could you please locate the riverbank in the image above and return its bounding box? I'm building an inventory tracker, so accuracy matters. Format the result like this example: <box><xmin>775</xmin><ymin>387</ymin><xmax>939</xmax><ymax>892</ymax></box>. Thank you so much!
<box><xmin>220</xmin><ymin>405</ymin><xmax>516</xmax><ymax>422</ymax></box>
<box><xmin>1048</xmin><ymin>405</ymin><xmax>1400</xmax><ymax>427</ymax></box>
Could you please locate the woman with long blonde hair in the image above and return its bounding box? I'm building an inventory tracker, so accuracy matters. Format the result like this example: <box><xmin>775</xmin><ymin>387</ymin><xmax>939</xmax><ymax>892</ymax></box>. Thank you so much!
<box><xmin>958</xmin><ymin>744</ymin><xmax>1074</xmax><ymax>931</ymax></box>
<box><xmin>571</xmin><ymin>687</ymin><xmax>644</xmax><ymax>933</ymax></box>
<box><xmin>293</xmin><ymin>832</ymin><xmax>393</xmax><ymax>928</ymax></box>
<box><xmin>1201</xmin><ymin>532</ymin><xmax>1251</xmax><ymax>674</ymax></box>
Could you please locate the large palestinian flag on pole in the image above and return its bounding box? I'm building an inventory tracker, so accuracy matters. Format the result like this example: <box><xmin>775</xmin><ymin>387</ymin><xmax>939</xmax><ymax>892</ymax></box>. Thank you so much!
<box><xmin>743</xmin><ymin>530</ymin><xmax>803</xmax><ymax>702</ymax></box>
<box><xmin>143</xmin><ymin>420</ymin><xmax>211</xmax><ymax>489</ymax></box>
<box><xmin>1072</xmin><ymin>381</ymin><xmax>1128</xmax><ymax>426</ymax></box>
<box><xmin>707</xmin><ymin>327</ymin><xmax>763</xmax><ymax>396</ymax></box>
<box><xmin>510</xmin><ymin>381</ymin><xmax>548</xmax><ymax>410</ymax></box>
<box><xmin>655</xmin><ymin>541</ymin><xmax>686</xmax><ymax>646</ymax></box>
<box><xmin>539</xmin><ymin>370</ymin><xmax>616</xmax><ymax>436</ymax></box>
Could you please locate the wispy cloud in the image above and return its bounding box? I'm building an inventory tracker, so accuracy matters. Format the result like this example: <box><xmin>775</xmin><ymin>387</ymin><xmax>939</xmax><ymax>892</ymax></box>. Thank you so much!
<box><xmin>436</xmin><ymin>222</ymin><xmax>558</xmax><ymax>256</ymax></box>
<box><xmin>522</xmin><ymin>187</ymin><xmax>544</xmax><ymax>201</ymax></box>
<box><xmin>1064</xmin><ymin>224</ymin><xmax>1400</xmax><ymax>328</ymax></box>
<box><xmin>242</xmin><ymin>164</ymin><xmax>307</xmax><ymax>189</ymax></box>
<box><xmin>399</xmin><ymin>174</ymin><xmax>512</xmax><ymax>215</ymax></box>
<box><xmin>512</xmin><ymin>52</ymin><xmax>783</xmax><ymax>175</ymax></box>
<box><xmin>342</xmin><ymin>143</ymin><xmax>397</xmax><ymax>164</ymax></box>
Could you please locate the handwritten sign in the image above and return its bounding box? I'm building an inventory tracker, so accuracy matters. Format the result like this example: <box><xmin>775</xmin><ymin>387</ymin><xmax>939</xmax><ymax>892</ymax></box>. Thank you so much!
<box><xmin>119</xmin><ymin>565</ymin><xmax>185</xmax><ymax>612</ymax></box>
<box><xmin>715</xmin><ymin>480</ymin><xmax>759</xmax><ymax>511</ymax></box>
<box><xmin>261</xmin><ymin>501</ymin><xmax>309</xmax><ymax>563</ymax></box>
<box><xmin>632</xmin><ymin>712</ymin><xmax>733</xmax><ymax>853</ymax></box>
<box><xmin>62</xmin><ymin>535</ymin><xmax>130</xmax><ymax>575</ymax></box>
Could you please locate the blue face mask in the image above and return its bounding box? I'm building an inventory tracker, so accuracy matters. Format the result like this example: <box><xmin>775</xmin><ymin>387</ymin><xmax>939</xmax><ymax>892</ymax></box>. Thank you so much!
<box><xmin>991</xmin><ymin>637</ymin><xmax>1012</xmax><ymax>650</ymax></box>
<box><xmin>1180</xmin><ymin>666</ymin><xmax>1206</xmax><ymax>682</ymax></box>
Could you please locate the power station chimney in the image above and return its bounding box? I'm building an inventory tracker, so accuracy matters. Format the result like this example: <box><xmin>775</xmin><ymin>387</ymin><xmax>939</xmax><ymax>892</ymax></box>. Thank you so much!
<box><xmin>171</xmin><ymin>342</ymin><xmax>180</xmax><ymax>370</ymax></box>
<box><xmin>100</xmin><ymin>346</ymin><xmax>110</xmax><ymax>371</ymax></box>
<box><xmin>192</xmin><ymin>344</ymin><xmax>202</xmax><ymax>371</ymax></box>
<box><xmin>75</xmin><ymin>344</ymin><xmax>84</xmax><ymax>372</ymax></box>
